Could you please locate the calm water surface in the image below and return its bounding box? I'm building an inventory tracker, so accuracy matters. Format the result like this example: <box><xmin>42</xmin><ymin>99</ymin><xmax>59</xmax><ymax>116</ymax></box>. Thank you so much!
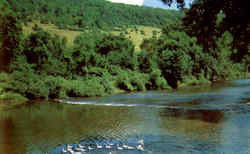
<box><xmin>0</xmin><ymin>79</ymin><xmax>250</xmax><ymax>154</ymax></box>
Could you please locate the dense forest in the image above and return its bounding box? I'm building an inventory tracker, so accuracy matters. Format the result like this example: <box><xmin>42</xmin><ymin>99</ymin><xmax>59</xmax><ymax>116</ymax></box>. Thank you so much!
<box><xmin>0</xmin><ymin>0</ymin><xmax>249</xmax><ymax>105</ymax></box>
<box><xmin>7</xmin><ymin>0</ymin><xmax>183</xmax><ymax>30</ymax></box>
<box><xmin>162</xmin><ymin>0</ymin><xmax>250</xmax><ymax>65</ymax></box>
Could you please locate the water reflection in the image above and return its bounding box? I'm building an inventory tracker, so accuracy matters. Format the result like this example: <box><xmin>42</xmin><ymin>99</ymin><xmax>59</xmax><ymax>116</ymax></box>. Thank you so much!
<box><xmin>158</xmin><ymin>108</ymin><xmax>224</xmax><ymax>143</ymax></box>
<box><xmin>0</xmin><ymin>79</ymin><xmax>250</xmax><ymax>154</ymax></box>
<box><xmin>0</xmin><ymin>102</ymin><xmax>145</xmax><ymax>153</ymax></box>
<box><xmin>160</xmin><ymin>108</ymin><xmax>224</xmax><ymax>123</ymax></box>
<box><xmin>0</xmin><ymin>118</ymin><xmax>25</xmax><ymax>154</ymax></box>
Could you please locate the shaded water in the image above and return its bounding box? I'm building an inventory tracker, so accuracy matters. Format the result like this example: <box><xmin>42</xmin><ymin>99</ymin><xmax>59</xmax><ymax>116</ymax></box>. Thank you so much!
<box><xmin>0</xmin><ymin>79</ymin><xmax>250</xmax><ymax>154</ymax></box>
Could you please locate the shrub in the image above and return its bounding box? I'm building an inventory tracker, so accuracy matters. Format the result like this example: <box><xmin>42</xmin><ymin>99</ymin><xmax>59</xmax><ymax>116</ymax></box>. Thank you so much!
<box><xmin>96</xmin><ymin>34</ymin><xmax>135</xmax><ymax>56</ymax></box>
<box><xmin>113</xmin><ymin>69</ymin><xmax>148</xmax><ymax>91</ymax></box>
<box><xmin>0</xmin><ymin>91</ymin><xmax>28</xmax><ymax>104</ymax></box>
<box><xmin>137</xmin><ymin>51</ymin><xmax>158</xmax><ymax>73</ymax></box>
<box><xmin>73</xmin><ymin>31</ymin><xmax>136</xmax><ymax>71</ymax></box>
<box><xmin>18</xmin><ymin>30</ymin><xmax>69</xmax><ymax>77</ymax></box>
<box><xmin>115</xmin><ymin>70</ymin><xmax>134</xmax><ymax>91</ymax></box>
<box><xmin>66</xmin><ymin>78</ymin><xmax>105</xmax><ymax>97</ymax></box>
<box><xmin>10</xmin><ymin>69</ymin><xmax>107</xmax><ymax>99</ymax></box>
<box><xmin>0</xmin><ymin>73</ymin><xmax>12</xmax><ymax>90</ymax></box>
<box><xmin>140</xmin><ymin>38</ymin><xmax>159</xmax><ymax>52</ymax></box>
<box><xmin>40</xmin><ymin>18</ymin><xmax>49</xmax><ymax>24</ymax></box>
<box><xmin>129</xmin><ymin>72</ymin><xmax>148</xmax><ymax>91</ymax></box>
<box><xmin>140</xmin><ymin>30</ymin><xmax>145</xmax><ymax>35</ymax></box>
<box><xmin>158</xmin><ymin>49</ymin><xmax>192</xmax><ymax>88</ymax></box>
<box><xmin>11</xmin><ymin>71</ymin><xmax>50</xmax><ymax>99</ymax></box>
<box><xmin>107</xmin><ymin>51</ymin><xmax>137</xmax><ymax>70</ymax></box>
<box><xmin>0</xmin><ymin>8</ymin><xmax>23</xmax><ymax>72</ymax></box>
<box><xmin>32</xmin><ymin>24</ymin><xmax>43</xmax><ymax>31</ymax></box>
<box><xmin>81</xmin><ymin>66</ymin><xmax>108</xmax><ymax>78</ymax></box>
<box><xmin>147</xmin><ymin>69</ymin><xmax>169</xmax><ymax>90</ymax></box>
<box><xmin>0</xmin><ymin>73</ymin><xmax>28</xmax><ymax>104</ymax></box>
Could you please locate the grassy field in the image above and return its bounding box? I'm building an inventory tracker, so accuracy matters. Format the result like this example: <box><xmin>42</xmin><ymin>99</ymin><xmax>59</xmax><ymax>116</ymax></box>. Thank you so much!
<box><xmin>22</xmin><ymin>21</ymin><xmax>161</xmax><ymax>51</ymax></box>
<box><xmin>22</xmin><ymin>21</ymin><xmax>83</xmax><ymax>46</ymax></box>
<box><xmin>111</xmin><ymin>26</ymin><xmax>161</xmax><ymax>51</ymax></box>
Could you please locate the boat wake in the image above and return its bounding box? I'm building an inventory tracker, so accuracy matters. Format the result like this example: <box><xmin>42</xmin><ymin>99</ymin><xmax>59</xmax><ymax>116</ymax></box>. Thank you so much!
<box><xmin>58</xmin><ymin>99</ymin><xmax>182</xmax><ymax>109</ymax></box>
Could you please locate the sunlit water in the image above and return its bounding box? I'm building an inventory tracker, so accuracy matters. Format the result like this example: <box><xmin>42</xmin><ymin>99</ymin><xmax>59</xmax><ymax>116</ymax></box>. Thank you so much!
<box><xmin>0</xmin><ymin>79</ymin><xmax>250</xmax><ymax>154</ymax></box>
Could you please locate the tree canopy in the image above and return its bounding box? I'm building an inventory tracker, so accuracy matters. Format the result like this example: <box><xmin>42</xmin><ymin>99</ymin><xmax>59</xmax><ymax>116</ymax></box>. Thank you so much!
<box><xmin>0</xmin><ymin>0</ymin><xmax>249</xmax><ymax>101</ymax></box>
<box><xmin>162</xmin><ymin>0</ymin><xmax>250</xmax><ymax>66</ymax></box>
<box><xmin>6</xmin><ymin>0</ymin><xmax>183</xmax><ymax>30</ymax></box>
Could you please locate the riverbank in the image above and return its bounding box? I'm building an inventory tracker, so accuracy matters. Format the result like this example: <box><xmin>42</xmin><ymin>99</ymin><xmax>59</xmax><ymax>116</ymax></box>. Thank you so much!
<box><xmin>1</xmin><ymin>72</ymin><xmax>250</xmax><ymax>110</ymax></box>
<box><xmin>1</xmin><ymin>78</ymin><xmax>250</xmax><ymax>154</ymax></box>
<box><xmin>1</xmin><ymin>1</ymin><xmax>250</xmax><ymax>109</ymax></box>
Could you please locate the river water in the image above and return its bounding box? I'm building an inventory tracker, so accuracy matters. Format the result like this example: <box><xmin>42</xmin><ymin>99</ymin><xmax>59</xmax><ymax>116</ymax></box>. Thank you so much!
<box><xmin>0</xmin><ymin>79</ymin><xmax>250</xmax><ymax>154</ymax></box>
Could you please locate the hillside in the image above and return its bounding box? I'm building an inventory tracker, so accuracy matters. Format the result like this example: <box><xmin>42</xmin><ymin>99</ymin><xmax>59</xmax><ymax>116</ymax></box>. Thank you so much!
<box><xmin>23</xmin><ymin>21</ymin><xmax>161</xmax><ymax>50</ymax></box>
<box><xmin>7</xmin><ymin>0</ymin><xmax>183</xmax><ymax>30</ymax></box>
<box><xmin>1</xmin><ymin>0</ymin><xmax>249</xmax><ymax>104</ymax></box>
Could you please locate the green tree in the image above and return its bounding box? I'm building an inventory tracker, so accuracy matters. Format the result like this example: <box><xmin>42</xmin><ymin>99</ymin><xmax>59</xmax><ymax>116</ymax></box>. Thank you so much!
<box><xmin>0</xmin><ymin>6</ymin><xmax>23</xmax><ymax>72</ymax></box>
<box><xmin>19</xmin><ymin>30</ymin><xmax>69</xmax><ymax>76</ymax></box>
<box><xmin>162</xmin><ymin>0</ymin><xmax>250</xmax><ymax>66</ymax></box>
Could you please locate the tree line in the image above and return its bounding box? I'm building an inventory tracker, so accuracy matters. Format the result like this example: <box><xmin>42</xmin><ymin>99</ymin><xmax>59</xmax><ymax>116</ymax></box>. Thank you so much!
<box><xmin>0</xmin><ymin>0</ymin><xmax>249</xmax><ymax>103</ymax></box>
<box><xmin>162</xmin><ymin>0</ymin><xmax>250</xmax><ymax>71</ymax></box>
<box><xmin>6</xmin><ymin>0</ymin><xmax>183</xmax><ymax>30</ymax></box>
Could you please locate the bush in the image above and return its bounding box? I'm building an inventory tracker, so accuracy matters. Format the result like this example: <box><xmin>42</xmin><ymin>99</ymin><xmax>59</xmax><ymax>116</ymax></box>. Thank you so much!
<box><xmin>158</xmin><ymin>49</ymin><xmax>192</xmax><ymax>88</ymax></box>
<box><xmin>140</xmin><ymin>23</ymin><xmax>220</xmax><ymax>88</ymax></box>
<box><xmin>18</xmin><ymin>30</ymin><xmax>69</xmax><ymax>77</ymax></box>
<box><xmin>0</xmin><ymin>73</ymin><xmax>12</xmax><ymax>90</ymax></box>
<box><xmin>0</xmin><ymin>91</ymin><xmax>28</xmax><ymax>105</ymax></box>
<box><xmin>140</xmin><ymin>30</ymin><xmax>145</xmax><ymax>35</ymax></box>
<box><xmin>147</xmin><ymin>69</ymin><xmax>169</xmax><ymax>90</ymax></box>
<box><xmin>32</xmin><ymin>24</ymin><xmax>43</xmax><ymax>31</ymax></box>
<box><xmin>10</xmin><ymin>69</ymin><xmax>106</xmax><ymax>99</ymax></box>
<box><xmin>40</xmin><ymin>18</ymin><xmax>49</xmax><ymax>24</ymax></box>
<box><xmin>0</xmin><ymin>8</ymin><xmax>23</xmax><ymax>72</ymax></box>
<box><xmin>97</xmin><ymin>34</ymin><xmax>135</xmax><ymax>55</ymax></box>
<box><xmin>81</xmin><ymin>66</ymin><xmax>108</xmax><ymax>78</ymax></box>
<box><xmin>66</xmin><ymin>78</ymin><xmax>105</xmax><ymax>97</ymax></box>
<box><xmin>129</xmin><ymin>72</ymin><xmax>148</xmax><ymax>91</ymax></box>
<box><xmin>197</xmin><ymin>31</ymin><xmax>245</xmax><ymax>81</ymax></box>
<box><xmin>137</xmin><ymin>51</ymin><xmax>158</xmax><ymax>73</ymax></box>
<box><xmin>107</xmin><ymin>51</ymin><xmax>137</xmax><ymax>70</ymax></box>
<box><xmin>113</xmin><ymin>69</ymin><xmax>148</xmax><ymax>91</ymax></box>
<box><xmin>0</xmin><ymin>73</ymin><xmax>28</xmax><ymax>104</ymax></box>
<box><xmin>11</xmin><ymin>71</ymin><xmax>49</xmax><ymax>99</ymax></box>
<box><xmin>73</xmin><ymin>31</ymin><xmax>136</xmax><ymax>71</ymax></box>
<box><xmin>140</xmin><ymin>38</ymin><xmax>159</xmax><ymax>52</ymax></box>
<box><xmin>72</xmin><ymin>50</ymin><xmax>108</xmax><ymax>75</ymax></box>
<box><xmin>115</xmin><ymin>70</ymin><xmax>134</xmax><ymax>91</ymax></box>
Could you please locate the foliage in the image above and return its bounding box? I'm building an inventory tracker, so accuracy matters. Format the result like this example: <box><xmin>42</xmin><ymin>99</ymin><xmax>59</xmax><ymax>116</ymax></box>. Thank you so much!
<box><xmin>10</xmin><ymin>70</ymin><xmax>106</xmax><ymax>99</ymax></box>
<box><xmin>207</xmin><ymin>31</ymin><xmax>244</xmax><ymax>80</ymax></box>
<box><xmin>139</xmin><ymin>21</ymin><xmax>245</xmax><ymax>87</ymax></box>
<box><xmin>0</xmin><ymin>6</ymin><xmax>23</xmax><ymax>72</ymax></box>
<box><xmin>0</xmin><ymin>72</ymin><xmax>28</xmax><ymax>104</ymax></box>
<box><xmin>147</xmin><ymin>69</ymin><xmax>169</xmax><ymax>90</ymax></box>
<box><xmin>139</xmin><ymin>23</ymin><xmax>203</xmax><ymax>88</ymax></box>
<box><xmin>6</xmin><ymin>0</ymin><xmax>183</xmax><ymax>30</ymax></box>
<box><xmin>72</xmin><ymin>32</ymin><xmax>137</xmax><ymax>72</ymax></box>
<box><xmin>161</xmin><ymin>0</ymin><xmax>250</xmax><ymax>71</ymax></box>
<box><xmin>114</xmin><ymin>70</ymin><xmax>148</xmax><ymax>91</ymax></box>
<box><xmin>0</xmin><ymin>0</ymin><xmax>249</xmax><ymax>102</ymax></box>
<box><xmin>4</xmin><ymin>28</ymin><xmax>148</xmax><ymax>99</ymax></box>
<box><xmin>137</xmin><ymin>50</ymin><xmax>158</xmax><ymax>73</ymax></box>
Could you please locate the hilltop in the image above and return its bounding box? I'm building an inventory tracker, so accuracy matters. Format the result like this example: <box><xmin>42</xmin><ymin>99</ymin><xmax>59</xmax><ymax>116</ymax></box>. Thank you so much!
<box><xmin>107</xmin><ymin>0</ymin><xmax>175</xmax><ymax>9</ymax></box>
<box><xmin>7</xmin><ymin>0</ymin><xmax>183</xmax><ymax>30</ymax></box>
<box><xmin>10</xmin><ymin>0</ymin><xmax>178</xmax><ymax>50</ymax></box>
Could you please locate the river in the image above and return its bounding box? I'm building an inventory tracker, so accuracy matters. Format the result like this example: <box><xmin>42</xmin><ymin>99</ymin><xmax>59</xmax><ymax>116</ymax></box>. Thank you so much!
<box><xmin>0</xmin><ymin>79</ymin><xmax>250</xmax><ymax>154</ymax></box>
